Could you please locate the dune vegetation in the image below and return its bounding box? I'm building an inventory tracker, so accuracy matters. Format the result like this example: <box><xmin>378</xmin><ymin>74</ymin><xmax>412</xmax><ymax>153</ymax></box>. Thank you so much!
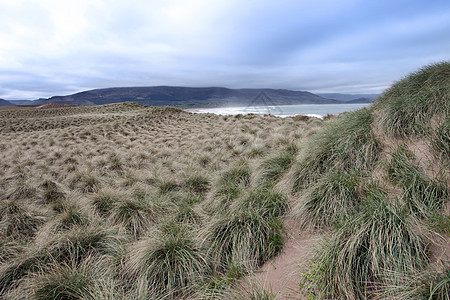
<box><xmin>294</xmin><ymin>62</ymin><xmax>449</xmax><ymax>299</ymax></box>
<box><xmin>0</xmin><ymin>100</ymin><xmax>322</xmax><ymax>299</ymax></box>
<box><xmin>0</xmin><ymin>62</ymin><xmax>448</xmax><ymax>299</ymax></box>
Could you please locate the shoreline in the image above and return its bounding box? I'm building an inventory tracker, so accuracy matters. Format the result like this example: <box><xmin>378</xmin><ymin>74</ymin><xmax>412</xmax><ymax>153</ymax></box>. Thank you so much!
<box><xmin>183</xmin><ymin>103</ymin><xmax>370</xmax><ymax>119</ymax></box>
<box><xmin>182</xmin><ymin>102</ymin><xmax>372</xmax><ymax>111</ymax></box>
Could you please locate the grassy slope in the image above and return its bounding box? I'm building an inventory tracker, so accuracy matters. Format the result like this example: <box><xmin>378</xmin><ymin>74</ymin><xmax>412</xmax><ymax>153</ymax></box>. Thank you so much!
<box><xmin>0</xmin><ymin>62</ymin><xmax>448</xmax><ymax>299</ymax></box>
<box><xmin>292</xmin><ymin>62</ymin><xmax>449</xmax><ymax>299</ymax></box>
<box><xmin>0</xmin><ymin>102</ymin><xmax>322</xmax><ymax>299</ymax></box>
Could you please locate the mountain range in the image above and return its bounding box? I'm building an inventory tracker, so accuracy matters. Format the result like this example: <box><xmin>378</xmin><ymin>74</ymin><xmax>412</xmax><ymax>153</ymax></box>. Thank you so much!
<box><xmin>316</xmin><ymin>93</ymin><xmax>379</xmax><ymax>101</ymax></box>
<box><xmin>6</xmin><ymin>87</ymin><xmax>377</xmax><ymax>107</ymax></box>
<box><xmin>0</xmin><ymin>99</ymin><xmax>13</xmax><ymax>106</ymax></box>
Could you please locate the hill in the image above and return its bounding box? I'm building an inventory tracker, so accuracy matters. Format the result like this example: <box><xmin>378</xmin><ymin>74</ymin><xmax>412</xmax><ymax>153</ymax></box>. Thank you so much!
<box><xmin>271</xmin><ymin>62</ymin><xmax>449</xmax><ymax>298</ymax></box>
<box><xmin>317</xmin><ymin>92</ymin><xmax>379</xmax><ymax>101</ymax></box>
<box><xmin>7</xmin><ymin>100</ymin><xmax>32</xmax><ymax>105</ymax></box>
<box><xmin>0</xmin><ymin>99</ymin><xmax>12</xmax><ymax>106</ymax></box>
<box><xmin>35</xmin><ymin>103</ymin><xmax>73</xmax><ymax>109</ymax></box>
<box><xmin>30</xmin><ymin>86</ymin><xmax>339</xmax><ymax>107</ymax></box>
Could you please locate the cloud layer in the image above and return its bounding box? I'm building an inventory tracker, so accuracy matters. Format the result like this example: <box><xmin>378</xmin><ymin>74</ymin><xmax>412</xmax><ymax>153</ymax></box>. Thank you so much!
<box><xmin>1</xmin><ymin>0</ymin><xmax>449</xmax><ymax>99</ymax></box>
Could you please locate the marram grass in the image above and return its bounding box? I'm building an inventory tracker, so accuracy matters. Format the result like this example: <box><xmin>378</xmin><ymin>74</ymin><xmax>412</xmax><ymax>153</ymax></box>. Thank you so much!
<box><xmin>382</xmin><ymin>264</ymin><xmax>450</xmax><ymax>300</ymax></box>
<box><xmin>0</xmin><ymin>65</ymin><xmax>448</xmax><ymax>299</ymax></box>
<box><xmin>203</xmin><ymin>207</ymin><xmax>284</xmax><ymax>272</ymax></box>
<box><xmin>300</xmin><ymin>187</ymin><xmax>429</xmax><ymax>299</ymax></box>
<box><xmin>293</xmin><ymin>170</ymin><xmax>362</xmax><ymax>229</ymax></box>
<box><xmin>388</xmin><ymin>145</ymin><xmax>448</xmax><ymax>217</ymax></box>
<box><xmin>207</xmin><ymin>160</ymin><xmax>252</xmax><ymax>211</ymax></box>
<box><xmin>376</xmin><ymin>62</ymin><xmax>450</xmax><ymax>137</ymax></box>
<box><xmin>290</xmin><ymin>108</ymin><xmax>380</xmax><ymax>192</ymax></box>
<box><xmin>230</xmin><ymin>184</ymin><xmax>288</xmax><ymax>220</ymax></box>
<box><xmin>260</xmin><ymin>149</ymin><xmax>296</xmax><ymax>182</ymax></box>
<box><xmin>24</xmin><ymin>256</ymin><xmax>121</xmax><ymax>300</ymax></box>
<box><xmin>125</xmin><ymin>221</ymin><xmax>209</xmax><ymax>299</ymax></box>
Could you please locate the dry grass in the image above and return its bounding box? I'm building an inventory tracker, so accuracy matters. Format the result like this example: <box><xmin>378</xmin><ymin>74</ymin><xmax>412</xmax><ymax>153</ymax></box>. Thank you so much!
<box><xmin>2</xmin><ymin>62</ymin><xmax>447</xmax><ymax>299</ymax></box>
<box><xmin>0</xmin><ymin>103</ymin><xmax>318</xmax><ymax>298</ymax></box>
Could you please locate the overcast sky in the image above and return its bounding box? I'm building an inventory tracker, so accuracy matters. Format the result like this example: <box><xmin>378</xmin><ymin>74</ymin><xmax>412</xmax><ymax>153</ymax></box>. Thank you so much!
<box><xmin>1</xmin><ymin>0</ymin><xmax>449</xmax><ymax>100</ymax></box>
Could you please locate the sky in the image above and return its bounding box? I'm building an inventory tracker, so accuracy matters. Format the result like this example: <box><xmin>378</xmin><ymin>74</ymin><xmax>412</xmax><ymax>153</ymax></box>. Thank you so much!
<box><xmin>1</xmin><ymin>0</ymin><xmax>449</xmax><ymax>100</ymax></box>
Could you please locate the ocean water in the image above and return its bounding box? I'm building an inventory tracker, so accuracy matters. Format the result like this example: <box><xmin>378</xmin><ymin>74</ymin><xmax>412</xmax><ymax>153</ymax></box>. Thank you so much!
<box><xmin>185</xmin><ymin>103</ymin><xmax>371</xmax><ymax>119</ymax></box>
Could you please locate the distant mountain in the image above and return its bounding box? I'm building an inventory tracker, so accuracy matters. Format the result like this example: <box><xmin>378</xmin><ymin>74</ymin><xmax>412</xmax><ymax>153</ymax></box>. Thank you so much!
<box><xmin>7</xmin><ymin>100</ymin><xmax>33</xmax><ymax>105</ymax></box>
<box><xmin>317</xmin><ymin>93</ymin><xmax>378</xmax><ymax>102</ymax></box>
<box><xmin>30</xmin><ymin>86</ymin><xmax>341</xmax><ymax>107</ymax></box>
<box><xmin>0</xmin><ymin>99</ymin><xmax>13</xmax><ymax>106</ymax></box>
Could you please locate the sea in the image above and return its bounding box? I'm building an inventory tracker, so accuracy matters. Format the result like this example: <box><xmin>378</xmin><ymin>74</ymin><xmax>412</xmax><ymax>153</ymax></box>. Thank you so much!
<box><xmin>185</xmin><ymin>103</ymin><xmax>371</xmax><ymax>119</ymax></box>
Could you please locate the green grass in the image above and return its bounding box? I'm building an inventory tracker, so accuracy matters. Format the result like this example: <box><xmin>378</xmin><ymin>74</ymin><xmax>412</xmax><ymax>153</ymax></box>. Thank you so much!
<box><xmin>290</xmin><ymin>108</ymin><xmax>380</xmax><ymax>192</ymax></box>
<box><xmin>109</xmin><ymin>197</ymin><xmax>158</xmax><ymax>238</ymax></box>
<box><xmin>69</xmin><ymin>172</ymin><xmax>101</xmax><ymax>193</ymax></box>
<box><xmin>204</xmin><ymin>208</ymin><xmax>284</xmax><ymax>272</ymax></box>
<box><xmin>171</xmin><ymin>196</ymin><xmax>201</xmax><ymax>225</ymax></box>
<box><xmin>293</xmin><ymin>170</ymin><xmax>362</xmax><ymax>229</ymax></box>
<box><xmin>90</xmin><ymin>188</ymin><xmax>123</xmax><ymax>217</ymax></box>
<box><xmin>184</xmin><ymin>174</ymin><xmax>210</xmax><ymax>195</ymax></box>
<box><xmin>382</xmin><ymin>265</ymin><xmax>450</xmax><ymax>299</ymax></box>
<box><xmin>56</xmin><ymin>207</ymin><xmax>90</xmax><ymax>231</ymax></box>
<box><xmin>431</xmin><ymin>118</ymin><xmax>450</xmax><ymax>163</ymax></box>
<box><xmin>125</xmin><ymin>221</ymin><xmax>209</xmax><ymax>298</ymax></box>
<box><xmin>1</xmin><ymin>66</ymin><xmax>448</xmax><ymax>299</ymax></box>
<box><xmin>231</xmin><ymin>184</ymin><xmax>288</xmax><ymax>220</ymax></box>
<box><xmin>158</xmin><ymin>178</ymin><xmax>180</xmax><ymax>194</ymax></box>
<box><xmin>300</xmin><ymin>187</ymin><xmax>429</xmax><ymax>299</ymax></box>
<box><xmin>209</xmin><ymin>161</ymin><xmax>252</xmax><ymax>210</ymax></box>
<box><xmin>260</xmin><ymin>150</ymin><xmax>296</xmax><ymax>182</ymax></box>
<box><xmin>0</xmin><ymin>200</ymin><xmax>47</xmax><ymax>239</ymax></box>
<box><xmin>427</xmin><ymin>211</ymin><xmax>450</xmax><ymax>235</ymax></box>
<box><xmin>388</xmin><ymin>145</ymin><xmax>448</xmax><ymax>216</ymax></box>
<box><xmin>376</xmin><ymin>62</ymin><xmax>450</xmax><ymax>137</ymax></box>
<box><xmin>228</xmin><ymin>282</ymin><xmax>277</xmax><ymax>300</ymax></box>
<box><xmin>26</xmin><ymin>256</ymin><xmax>120</xmax><ymax>300</ymax></box>
<box><xmin>0</xmin><ymin>104</ymin><xmax>309</xmax><ymax>297</ymax></box>
<box><xmin>0</xmin><ymin>255</ymin><xmax>40</xmax><ymax>296</ymax></box>
<box><xmin>197</xmin><ymin>263</ymin><xmax>245</xmax><ymax>298</ymax></box>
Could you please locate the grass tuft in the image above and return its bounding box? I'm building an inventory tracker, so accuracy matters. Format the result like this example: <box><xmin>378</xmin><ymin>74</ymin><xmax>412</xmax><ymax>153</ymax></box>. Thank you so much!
<box><xmin>26</xmin><ymin>256</ymin><xmax>120</xmax><ymax>300</ymax></box>
<box><xmin>69</xmin><ymin>172</ymin><xmax>100</xmax><ymax>193</ymax></box>
<box><xmin>293</xmin><ymin>170</ymin><xmax>362</xmax><ymax>229</ymax></box>
<box><xmin>300</xmin><ymin>187</ymin><xmax>429</xmax><ymax>299</ymax></box>
<box><xmin>125</xmin><ymin>221</ymin><xmax>209</xmax><ymax>298</ymax></box>
<box><xmin>90</xmin><ymin>188</ymin><xmax>123</xmax><ymax>217</ymax></box>
<box><xmin>431</xmin><ymin>119</ymin><xmax>450</xmax><ymax>164</ymax></box>
<box><xmin>376</xmin><ymin>62</ymin><xmax>450</xmax><ymax>137</ymax></box>
<box><xmin>184</xmin><ymin>174</ymin><xmax>210</xmax><ymax>195</ymax></box>
<box><xmin>0</xmin><ymin>200</ymin><xmax>47</xmax><ymax>239</ymax></box>
<box><xmin>232</xmin><ymin>184</ymin><xmax>288</xmax><ymax>220</ymax></box>
<box><xmin>228</xmin><ymin>281</ymin><xmax>277</xmax><ymax>300</ymax></box>
<box><xmin>45</xmin><ymin>224</ymin><xmax>125</xmax><ymax>265</ymax></box>
<box><xmin>290</xmin><ymin>108</ymin><xmax>380</xmax><ymax>191</ymax></box>
<box><xmin>382</xmin><ymin>265</ymin><xmax>449</xmax><ymax>299</ymax></box>
<box><xmin>109</xmin><ymin>197</ymin><xmax>158</xmax><ymax>238</ymax></box>
<box><xmin>208</xmin><ymin>161</ymin><xmax>252</xmax><ymax>211</ymax></box>
<box><xmin>204</xmin><ymin>208</ymin><xmax>283</xmax><ymax>272</ymax></box>
<box><xmin>40</xmin><ymin>179</ymin><xmax>65</xmax><ymax>206</ymax></box>
<box><xmin>260</xmin><ymin>150</ymin><xmax>296</xmax><ymax>182</ymax></box>
<box><xmin>6</xmin><ymin>181</ymin><xmax>38</xmax><ymax>201</ymax></box>
<box><xmin>388</xmin><ymin>145</ymin><xmax>448</xmax><ymax>216</ymax></box>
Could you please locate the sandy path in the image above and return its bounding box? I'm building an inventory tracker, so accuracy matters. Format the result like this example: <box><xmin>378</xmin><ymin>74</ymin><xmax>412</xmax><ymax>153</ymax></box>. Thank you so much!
<box><xmin>242</xmin><ymin>218</ymin><xmax>322</xmax><ymax>299</ymax></box>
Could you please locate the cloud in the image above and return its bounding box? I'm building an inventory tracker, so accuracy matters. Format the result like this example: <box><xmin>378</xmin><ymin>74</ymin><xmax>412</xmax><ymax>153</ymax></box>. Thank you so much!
<box><xmin>0</xmin><ymin>0</ymin><xmax>449</xmax><ymax>99</ymax></box>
